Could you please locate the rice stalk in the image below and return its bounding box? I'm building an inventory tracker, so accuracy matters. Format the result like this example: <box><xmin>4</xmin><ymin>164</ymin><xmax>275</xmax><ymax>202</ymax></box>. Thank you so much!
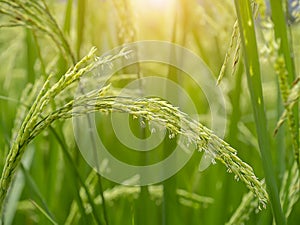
<box><xmin>280</xmin><ymin>163</ymin><xmax>300</xmax><ymax>218</ymax></box>
<box><xmin>225</xmin><ymin>191</ymin><xmax>258</xmax><ymax>225</ymax></box>
<box><xmin>274</xmin><ymin>56</ymin><xmax>299</xmax><ymax>167</ymax></box>
<box><xmin>259</xmin><ymin>7</ymin><xmax>300</xmax><ymax>171</ymax></box>
<box><xmin>27</xmin><ymin>87</ymin><xmax>268</xmax><ymax>206</ymax></box>
<box><xmin>234</xmin><ymin>0</ymin><xmax>285</xmax><ymax>224</ymax></box>
<box><xmin>66</xmin><ymin>181</ymin><xmax>214</xmax><ymax>225</ymax></box>
<box><xmin>63</xmin><ymin>0</ymin><xmax>73</xmax><ymax>34</ymax></box>
<box><xmin>276</xmin><ymin>78</ymin><xmax>299</xmax><ymax>128</ymax></box>
<box><xmin>0</xmin><ymin>44</ymin><xmax>269</xmax><ymax>219</ymax></box>
<box><xmin>30</xmin><ymin>200</ymin><xmax>58</xmax><ymax>225</ymax></box>
<box><xmin>49</xmin><ymin>126</ymin><xmax>103</xmax><ymax>225</ymax></box>
<box><xmin>227</xmin><ymin>162</ymin><xmax>300</xmax><ymax>225</ymax></box>
<box><xmin>217</xmin><ymin>20</ymin><xmax>240</xmax><ymax>85</ymax></box>
<box><xmin>11</xmin><ymin>80</ymin><xmax>41</xmax><ymax>143</ymax></box>
<box><xmin>76</xmin><ymin>0</ymin><xmax>86</xmax><ymax>59</ymax></box>
<box><xmin>20</xmin><ymin>164</ymin><xmax>57</xmax><ymax>225</ymax></box>
<box><xmin>76</xmin><ymin>1</ymin><xmax>110</xmax><ymax>224</ymax></box>
<box><xmin>231</xmin><ymin>33</ymin><xmax>241</xmax><ymax>75</ymax></box>
<box><xmin>255</xmin><ymin>0</ymin><xmax>267</xmax><ymax>19</ymax></box>
<box><xmin>0</xmin><ymin>0</ymin><xmax>75</xmax><ymax>64</ymax></box>
<box><xmin>217</xmin><ymin>2</ymin><xmax>261</xmax><ymax>85</ymax></box>
<box><xmin>1</xmin><ymin>76</ymin><xmax>268</xmax><ymax>216</ymax></box>
<box><xmin>111</xmin><ymin>1</ymin><xmax>147</xmax><ymax>224</ymax></box>
<box><xmin>0</xmin><ymin>47</ymin><xmax>130</xmax><ymax>214</ymax></box>
<box><xmin>269</xmin><ymin>0</ymin><xmax>299</xmax><ymax>170</ymax></box>
<box><xmin>112</xmin><ymin>0</ymin><xmax>137</xmax><ymax>44</ymax></box>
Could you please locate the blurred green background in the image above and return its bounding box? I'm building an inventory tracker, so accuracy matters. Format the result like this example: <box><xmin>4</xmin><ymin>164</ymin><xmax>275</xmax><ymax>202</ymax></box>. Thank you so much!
<box><xmin>0</xmin><ymin>0</ymin><xmax>300</xmax><ymax>224</ymax></box>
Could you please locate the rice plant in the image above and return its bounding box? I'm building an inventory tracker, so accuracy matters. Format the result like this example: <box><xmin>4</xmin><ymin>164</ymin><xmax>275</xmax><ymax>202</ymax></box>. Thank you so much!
<box><xmin>0</xmin><ymin>0</ymin><xmax>300</xmax><ymax>224</ymax></box>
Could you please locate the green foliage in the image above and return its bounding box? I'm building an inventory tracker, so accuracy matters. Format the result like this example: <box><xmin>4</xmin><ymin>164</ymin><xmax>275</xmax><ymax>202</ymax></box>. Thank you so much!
<box><xmin>0</xmin><ymin>0</ymin><xmax>300</xmax><ymax>224</ymax></box>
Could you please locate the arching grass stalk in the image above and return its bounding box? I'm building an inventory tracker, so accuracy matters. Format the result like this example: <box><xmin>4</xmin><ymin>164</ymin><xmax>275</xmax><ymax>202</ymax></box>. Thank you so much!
<box><xmin>24</xmin><ymin>86</ymin><xmax>269</xmax><ymax>206</ymax></box>
<box><xmin>234</xmin><ymin>0</ymin><xmax>285</xmax><ymax>224</ymax></box>
<box><xmin>0</xmin><ymin>46</ymin><xmax>268</xmax><ymax>217</ymax></box>
<box><xmin>0</xmin><ymin>47</ymin><xmax>130</xmax><ymax>214</ymax></box>
<box><xmin>0</xmin><ymin>0</ymin><xmax>75</xmax><ymax>64</ymax></box>
<box><xmin>1</xmin><ymin>83</ymin><xmax>102</xmax><ymax>223</ymax></box>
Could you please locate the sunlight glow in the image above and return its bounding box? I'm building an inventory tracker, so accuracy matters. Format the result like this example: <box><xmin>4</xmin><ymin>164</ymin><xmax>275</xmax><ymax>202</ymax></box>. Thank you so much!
<box><xmin>133</xmin><ymin>0</ymin><xmax>175</xmax><ymax>11</ymax></box>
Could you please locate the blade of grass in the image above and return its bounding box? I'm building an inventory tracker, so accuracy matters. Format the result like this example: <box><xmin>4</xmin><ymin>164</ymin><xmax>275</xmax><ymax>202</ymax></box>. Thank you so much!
<box><xmin>20</xmin><ymin>163</ymin><xmax>58</xmax><ymax>225</ymax></box>
<box><xmin>30</xmin><ymin>200</ymin><xmax>58</xmax><ymax>225</ymax></box>
<box><xmin>48</xmin><ymin>126</ymin><xmax>104</xmax><ymax>225</ymax></box>
<box><xmin>228</xmin><ymin>61</ymin><xmax>243</xmax><ymax>153</ymax></box>
<box><xmin>57</xmin><ymin>0</ymin><xmax>74</xmax><ymax>75</ymax></box>
<box><xmin>76</xmin><ymin>0</ymin><xmax>86</xmax><ymax>60</ymax></box>
<box><xmin>269</xmin><ymin>0</ymin><xmax>296</xmax><ymax>81</ymax></box>
<box><xmin>0</xmin><ymin>95</ymin><xmax>91</xmax><ymax>224</ymax></box>
<box><xmin>2</xmin><ymin>147</ymin><xmax>34</xmax><ymax>225</ymax></box>
<box><xmin>269</xmin><ymin>0</ymin><xmax>299</xmax><ymax>169</ymax></box>
<box><xmin>234</xmin><ymin>0</ymin><xmax>285</xmax><ymax>224</ymax></box>
<box><xmin>276</xmin><ymin>80</ymin><xmax>286</xmax><ymax>181</ymax></box>
<box><xmin>71</xmin><ymin>179</ymin><xmax>92</xmax><ymax>225</ymax></box>
<box><xmin>63</xmin><ymin>0</ymin><xmax>73</xmax><ymax>35</ymax></box>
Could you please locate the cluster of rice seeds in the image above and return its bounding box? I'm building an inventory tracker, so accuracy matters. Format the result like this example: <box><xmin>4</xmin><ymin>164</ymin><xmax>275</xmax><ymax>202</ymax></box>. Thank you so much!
<box><xmin>228</xmin><ymin>162</ymin><xmax>299</xmax><ymax>224</ymax></box>
<box><xmin>217</xmin><ymin>19</ymin><xmax>240</xmax><ymax>85</ymax></box>
<box><xmin>112</xmin><ymin>0</ymin><xmax>137</xmax><ymax>44</ymax></box>
<box><xmin>273</xmin><ymin>54</ymin><xmax>300</xmax><ymax>168</ymax></box>
<box><xmin>0</xmin><ymin>47</ymin><xmax>131</xmax><ymax>213</ymax></box>
<box><xmin>258</xmin><ymin>14</ymin><xmax>300</xmax><ymax>169</ymax></box>
<box><xmin>254</xmin><ymin>0</ymin><xmax>267</xmax><ymax>19</ymax></box>
<box><xmin>225</xmin><ymin>191</ymin><xmax>258</xmax><ymax>225</ymax></box>
<box><xmin>0</xmin><ymin>52</ymin><xmax>268</xmax><ymax>217</ymax></box>
<box><xmin>66</xmin><ymin>92</ymin><xmax>268</xmax><ymax>206</ymax></box>
<box><xmin>280</xmin><ymin>163</ymin><xmax>300</xmax><ymax>218</ymax></box>
<box><xmin>12</xmin><ymin>79</ymin><xmax>268</xmax><ymax>207</ymax></box>
<box><xmin>217</xmin><ymin>1</ymin><xmax>263</xmax><ymax>85</ymax></box>
<box><xmin>227</xmin><ymin>162</ymin><xmax>300</xmax><ymax>224</ymax></box>
<box><xmin>276</xmin><ymin>76</ymin><xmax>300</xmax><ymax>130</ymax></box>
<box><xmin>10</xmin><ymin>80</ymin><xmax>42</xmax><ymax>143</ymax></box>
<box><xmin>0</xmin><ymin>0</ymin><xmax>75</xmax><ymax>63</ymax></box>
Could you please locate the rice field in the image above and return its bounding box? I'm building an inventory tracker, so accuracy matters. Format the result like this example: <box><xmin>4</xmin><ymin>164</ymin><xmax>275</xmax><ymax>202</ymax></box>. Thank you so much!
<box><xmin>0</xmin><ymin>0</ymin><xmax>300</xmax><ymax>224</ymax></box>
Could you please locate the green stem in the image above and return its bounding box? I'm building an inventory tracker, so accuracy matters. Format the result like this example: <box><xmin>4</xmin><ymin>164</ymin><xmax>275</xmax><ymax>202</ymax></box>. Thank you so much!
<box><xmin>234</xmin><ymin>0</ymin><xmax>285</xmax><ymax>224</ymax></box>
<box><xmin>163</xmin><ymin>1</ymin><xmax>180</xmax><ymax>224</ymax></box>
<box><xmin>63</xmin><ymin>0</ymin><xmax>73</xmax><ymax>35</ymax></box>
<box><xmin>25</xmin><ymin>29</ymin><xmax>36</xmax><ymax>84</ymax></box>
<box><xmin>75</xmin><ymin>1</ymin><xmax>109</xmax><ymax>224</ymax></box>
<box><xmin>269</xmin><ymin>0</ymin><xmax>299</xmax><ymax>169</ymax></box>
<box><xmin>49</xmin><ymin>126</ymin><xmax>104</xmax><ymax>225</ymax></box>
<box><xmin>76</xmin><ymin>0</ymin><xmax>86</xmax><ymax>60</ymax></box>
